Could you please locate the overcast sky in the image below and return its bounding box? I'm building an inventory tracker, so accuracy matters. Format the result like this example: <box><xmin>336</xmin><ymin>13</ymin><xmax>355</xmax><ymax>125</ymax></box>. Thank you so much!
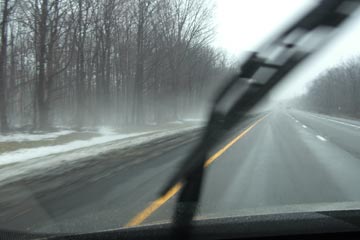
<box><xmin>212</xmin><ymin>0</ymin><xmax>360</xmax><ymax>100</ymax></box>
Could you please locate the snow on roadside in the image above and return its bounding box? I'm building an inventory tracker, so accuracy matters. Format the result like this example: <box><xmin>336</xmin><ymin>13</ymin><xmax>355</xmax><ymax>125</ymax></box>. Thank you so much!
<box><xmin>0</xmin><ymin>125</ymin><xmax>202</xmax><ymax>185</ymax></box>
<box><xmin>97</xmin><ymin>126</ymin><xmax>117</xmax><ymax>135</ymax></box>
<box><xmin>0</xmin><ymin>132</ymin><xmax>149</xmax><ymax>165</ymax></box>
<box><xmin>182</xmin><ymin>118</ymin><xmax>206</xmax><ymax>123</ymax></box>
<box><xmin>169</xmin><ymin>120</ymin><xmax>184</xmax><ymax>124</ymax></box>
<box><xmin>0</xmin><ymin>130</ymin><xmax>75</xmax><ymax>142</ymax></box>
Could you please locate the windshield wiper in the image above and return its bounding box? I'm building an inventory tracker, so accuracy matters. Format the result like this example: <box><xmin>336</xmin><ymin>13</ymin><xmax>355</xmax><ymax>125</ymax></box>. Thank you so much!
<box><xmin>160</xmin><ymin>0</ymin><xmax>360</xmax><ymax>239</ymax></box>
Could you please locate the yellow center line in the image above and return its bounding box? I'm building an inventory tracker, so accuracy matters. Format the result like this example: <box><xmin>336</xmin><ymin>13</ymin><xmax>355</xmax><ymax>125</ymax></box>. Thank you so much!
<box><xmin>125</xmin><ymin>114</ymin><xmax>268</xmax><ymax>227</ymax></box>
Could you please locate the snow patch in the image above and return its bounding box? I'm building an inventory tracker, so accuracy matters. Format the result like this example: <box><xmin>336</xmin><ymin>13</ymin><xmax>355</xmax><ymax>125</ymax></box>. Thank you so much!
<box><xmin>97</xmin><ymin>126</ymin><xmax>116</xmax><ymax>135</ymax></box>
<box><xmin>0</xmin><ymin>132</ymin><xmax>147</xmax><ymax>165</ymax></box>
<box><xmin>169</xmin><ymin>121</ymin><xmax>184</xmax><ymax>124</ymax></box>
<box><xmin>0</xmin><ymin>130</ymin><xmax>75</xmax><ymax>142</ymax></box>
<box><xmin>182</xmin><ymin>118</ymin><xmax>206</xmax><ymax>123</ymax></box>
<box><xmin>0</xmin><ymin>126</ymin><xmax>201</xmax><ymax>185</ymax></box>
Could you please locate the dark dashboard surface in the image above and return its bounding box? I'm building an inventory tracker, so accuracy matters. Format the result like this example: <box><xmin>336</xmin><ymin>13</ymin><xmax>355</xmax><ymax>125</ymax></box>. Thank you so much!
<box><xmin>3</xmin><ymin>209</ymin><xmax>360</xmax><ymax>240</ymax></box>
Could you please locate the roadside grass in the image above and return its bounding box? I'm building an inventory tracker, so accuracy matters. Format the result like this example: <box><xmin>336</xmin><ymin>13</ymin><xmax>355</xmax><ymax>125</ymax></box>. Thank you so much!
<box><xmin>0</xmin><ymin>132</ymin><xmax>100</xmax><ymax>154</ymax></box>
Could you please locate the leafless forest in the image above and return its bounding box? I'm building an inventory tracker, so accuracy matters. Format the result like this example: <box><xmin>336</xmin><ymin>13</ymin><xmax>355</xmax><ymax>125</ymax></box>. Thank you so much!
<box><xmin>0</xmin><ymin>0</ymin><xmax>229</xmax><ymax>132</ymax></box>
<box><xmin>292</xmin><ymin>58</ymin><xmax>360</xmax><ymax>118</ymax></box>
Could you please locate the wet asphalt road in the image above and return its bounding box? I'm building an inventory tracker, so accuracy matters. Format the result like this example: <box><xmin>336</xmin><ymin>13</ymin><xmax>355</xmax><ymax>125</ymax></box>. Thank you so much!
<box><xmin>1</xmin><ymin>109</ymin><xmax>360</xmax><ymax>234</ymax></box>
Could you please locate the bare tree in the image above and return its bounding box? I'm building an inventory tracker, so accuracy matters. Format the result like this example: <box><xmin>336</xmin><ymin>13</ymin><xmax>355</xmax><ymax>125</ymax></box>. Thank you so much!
<box><xmin>0</xmin><ymin>0</ymin><xmax>16</xmax><ymax>132</ymax></box>
<box><xmin>293</xmin><ymin>57</ymin><xmax>360</xmax><ymax>119</ymax></box>
<box><xmin>1</xmin><ymin>0</ymin><xmax>229</xmax><ymax>131</ymax></box>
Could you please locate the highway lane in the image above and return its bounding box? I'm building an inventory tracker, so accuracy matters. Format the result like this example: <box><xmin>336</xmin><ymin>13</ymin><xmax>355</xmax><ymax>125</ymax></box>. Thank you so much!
<box><xmin>290</xmin><ymin>110</ymin><xmax>360</xmax><ymax>159</ymax></box>
<box><xmin>0</xmin><ymin>115</ymin><xmax>262</xmax><ymax>233</ymax></box>
<box><xmin>0</xmin><ymin>130</ymin><xmax>199</xmax><ymax>233</ymax></box>
<box><xmin>145</xmin><ymin>109</ymin><xmax>360</xmax><ymax>224</ymax></box>
<box><xmin>199</xmin><ymin>109</ymin><xmax>360</xmax><ymax>213</ymax></box>
<box><xmin>2</xmin><ymin>109</ymin><xmax>360</xmax><ymax>234</ymax></box>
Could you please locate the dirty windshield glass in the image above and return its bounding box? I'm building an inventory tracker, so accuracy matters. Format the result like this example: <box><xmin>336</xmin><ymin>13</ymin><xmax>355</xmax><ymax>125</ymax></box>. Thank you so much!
<box><xmin>1</xmin><ymin>0</ymin><xmax>360</xmax><ymax>236</ymax></box>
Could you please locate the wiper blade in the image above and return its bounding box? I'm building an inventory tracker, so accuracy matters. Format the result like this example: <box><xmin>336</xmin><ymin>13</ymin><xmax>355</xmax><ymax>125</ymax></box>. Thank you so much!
<box><xmin>160</xmin><ymin>0</ymin><xmax>360</xmax><ymax>239</ymax></box>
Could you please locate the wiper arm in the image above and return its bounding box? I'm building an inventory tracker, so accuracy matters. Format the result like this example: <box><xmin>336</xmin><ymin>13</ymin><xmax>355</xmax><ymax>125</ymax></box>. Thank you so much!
<box><xmin>160</xmin><ymin>0</ymin><xmax>360</xmax><ymax>239</ymax></box>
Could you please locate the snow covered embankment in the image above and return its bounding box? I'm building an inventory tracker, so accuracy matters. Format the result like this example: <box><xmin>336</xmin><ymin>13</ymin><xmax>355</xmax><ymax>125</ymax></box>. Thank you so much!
<box><xmin>0</xmin><ymin>130</ymin><xmax>75</xmax><ymax>142</ymax></box>
<box><xmin>0</xmin><ymin>130</ymin><xmax>147</xmax><ymax>165</ymax></box>
<box><xmin>0</xmin><ymin>125</ymin><xmax>202</xmax><ymax>186</ymax></box>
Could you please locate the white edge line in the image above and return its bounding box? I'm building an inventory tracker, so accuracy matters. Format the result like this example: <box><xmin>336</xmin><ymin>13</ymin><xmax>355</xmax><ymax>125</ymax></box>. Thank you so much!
<box><xmin>310</xmin><ymin>113</ymin><xmax>360</xmax><ymax>129</ymax></box>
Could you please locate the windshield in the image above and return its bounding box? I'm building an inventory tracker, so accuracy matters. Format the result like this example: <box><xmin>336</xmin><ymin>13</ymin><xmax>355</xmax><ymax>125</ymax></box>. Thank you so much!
<box><xmin>1</xmin><ymin>0</ymin><xmax>360</xmax><ymax>236</ymax></box>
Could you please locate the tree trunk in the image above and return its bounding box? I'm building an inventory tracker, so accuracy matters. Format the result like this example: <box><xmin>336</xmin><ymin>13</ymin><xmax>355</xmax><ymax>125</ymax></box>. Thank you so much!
<box><xmin>75</xmin><ymin>0</ymin><xmax>86</xmax><ymax>129</ymax></box>
<box><xmin>133</xmin><ymin>0</ymin><xmax>145</xmax><ymax>125</ymax></box>
<box><xmin>0</xmin><ymin>0</ymin><xmax>10</xmax><ymax>132</ymax></box>
<box><xmin>37</xmin><ymin>0</ymin><xmax>49</xmax><ymax>130</ymax></box>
